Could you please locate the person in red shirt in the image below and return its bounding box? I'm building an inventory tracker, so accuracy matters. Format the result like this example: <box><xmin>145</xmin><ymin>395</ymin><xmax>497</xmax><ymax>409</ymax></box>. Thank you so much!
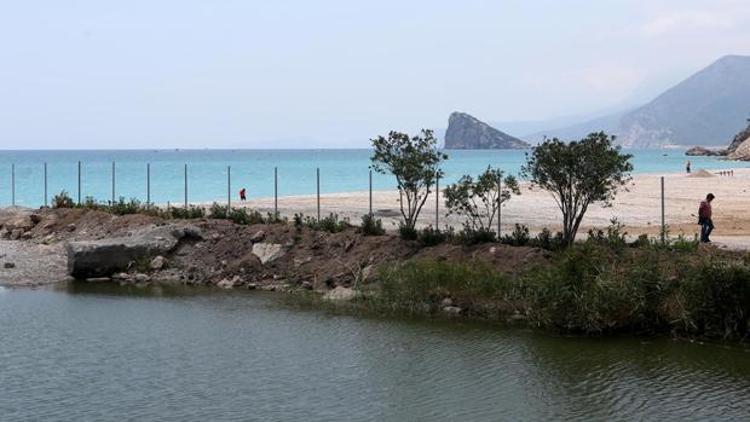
<box><xmin>698</xmin><ymin>193</ymin><xmax>715</xmax><ymax>243</ymax></box>
<box><xmin>239</xmin><ymin>188</ymin><xmax>247</xmax><ymax>201</ymax></box>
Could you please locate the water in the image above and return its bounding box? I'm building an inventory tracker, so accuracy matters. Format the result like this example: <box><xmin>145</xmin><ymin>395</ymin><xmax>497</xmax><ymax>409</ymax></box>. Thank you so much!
<box><xmin>1</xmin><ymin>285</ymin><xmax>749</xmax><ymax>421</ymax></box>
<box><xmin>0</xmin><ymin>149</ymin><xmax>746</xmax><ymax>208</ymax></box>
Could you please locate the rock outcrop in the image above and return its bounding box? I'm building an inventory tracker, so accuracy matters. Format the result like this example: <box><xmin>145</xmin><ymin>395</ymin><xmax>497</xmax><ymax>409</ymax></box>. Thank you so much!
<box><xmin>727</xmin><ymin>137</ymin><xmax>750</xmax><ymax>161</ymax></box>
<box><xmin>66</xmin><ymin>225</ymin><xmax>202</xmax><ymax>279</ymax></box>
<box><xmin>685</xmin><ymin>146</ymin><xmax>726</xmax><ymax>156</ymax></box>
<box><xmin>726</xmin><ymin>123</ymin><xmax>750</xmax><ymax>158</ymax></box>
<box><xmin>444</xmin><ymin>112</ymin><xmax>529</xmax><ymax>149</ymax></box>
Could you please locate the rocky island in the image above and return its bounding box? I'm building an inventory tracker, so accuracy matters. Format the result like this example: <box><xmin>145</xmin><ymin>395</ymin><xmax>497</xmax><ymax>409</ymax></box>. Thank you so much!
<box><xmin>444</xmin><ymin>112</ymin><xmax>529</xmax><ymax>149</ymax></box>
<box><xmin>686</xmin><ymin>121</ymin><xmax>750</xmax><ymax>160</ymax></box>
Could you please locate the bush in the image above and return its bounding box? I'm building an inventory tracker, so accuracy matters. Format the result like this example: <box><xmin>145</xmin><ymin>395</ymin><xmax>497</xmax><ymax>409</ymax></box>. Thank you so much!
<box><xmin>293</xmin><ymin>213</ymin><xmax>349</xmax><ymax>233</ymax></box>
<box><xmin>52</xmin><ymin>190</ymin><xmax>75</xmax><ymax>209</ymax></box>
<box><xmin>398</xmin><ymin>224</ymin><xmax>418</xmax><ymax>240</ymax></box>
<box><xmin>418</xmin><ymin>226</ymin><xmax>446</xmax><ymax>246</ymax></box>
<box><xmin>587</xmin><ymin>217</ymin><xmax>627</xmax><ymax>250</ymax></box>
<box><xmin>168</xmin><ymin>206</ymin><xmax>205</xmax><ymax>219</ymax></box>
<box><xmin>530</xmin><ymin>227</ymin><xmax>565</xmax><ymax>251</ymax></box>
<box><xmin>360</xmin><ymin>214</ymin><xmax>385</xmax><ymax>236</ymax></box>
<box><xmin>208</xmin><ymin>203</ymin><xmax>228</xmax><ymax>219</ymax></box>
<box><xmin>457</xmin><ymin>226</ymin><xmax>496</xmax><ymax>245</ymax></box>
<box><xmin>108</xmin><ymin>197</ymin><xmax>144</xmax><ymax>216</ymax></box>
<box><xmin>501</xmin><ymin>224</ymin><xmax>530</xmax><ymax>246</ymax></box>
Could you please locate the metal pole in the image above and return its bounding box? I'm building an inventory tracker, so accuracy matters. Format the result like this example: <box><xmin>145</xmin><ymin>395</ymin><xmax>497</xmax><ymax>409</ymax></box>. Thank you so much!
<box><xmin>498</xmin><ymin>175</ymin><xmax>502</xmax><ymax>238</ymax></box>
<box><xmin>660</xmin><ymin>176</ymin><xmax>666</xmax><ymax>242</ymax></box>
<box><xmin>227</xmin><ymin>165</ymin><xmax>231</xmax><ymax>217</ymax></box>
<box><xmin>146</xmin><ymin>163</ymin><xmax>151</xmax><ymax>206</ymax></box>
<box><xmin>11</xmin><ymin>164</ymin><xmax>15</xmax><ymax>206</ymax></box>
<box><xmin>77</xmin><ymin>161</ymin><xmax>81</xmax><ymax>205</ymax></box>
<box><xmin>316</xmin><ymin>167</ymin><xmax>320</xmax><ymax>222</ymax></box>
<box><xmin>184</xmin><ymin>163</ymin><xmax>188</xmax><ymax>208</ymax></box>
<box><xmin>44</xmin><ymin>162</ymin><xmax>48</xmax><ymax>207</ymax></box>
<box><xmin>369</xmin><ymin>170</ymin><xmax>373</xmax><ymax>216</ymax></box>
<box><xmin>274</xmin><ymin>166</ymin><xmax>278</xmax><ymax>219</ymax></box>
<box><xmin>435</xmin><ymin>172</ymin><xmax>439</xmax><ymax>228</ymax></box>
<box><xmin>111</xmin><ymin>161</ymin><xmax>115</xmax><ymax>204</ymax></box>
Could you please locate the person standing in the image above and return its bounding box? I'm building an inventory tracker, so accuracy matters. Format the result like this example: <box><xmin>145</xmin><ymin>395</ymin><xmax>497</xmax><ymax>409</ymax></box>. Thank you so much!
<box><xmin>686</xmin><ymin>160</ymin><xmax>691</xmax><ymax>174</ymax></box>
<box><xmin>239</xmin><ymin>187</ymin><xmax>247</xmax><ymax>201</ymax></box>
<box><xmin>698</xmin><ymin>193</ymin><xmax>715</xmax><ymax>243</ymax></box>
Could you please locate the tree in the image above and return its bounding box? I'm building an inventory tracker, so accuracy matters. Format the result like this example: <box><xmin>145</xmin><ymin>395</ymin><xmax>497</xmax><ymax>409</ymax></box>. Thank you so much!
<box><xmin>443</xmin><ymin>166</ymin><xmax>520</xmax><ymax>232</ymax></box>
<box><xmin>521</xmin><ymin>132</ymin><xmax>633</xmax><ymax>246</ymax></box>
<box><xmin>370</xmin><ymin>129</ymin><xmax>447</xmax><ymax>231</ymax></box>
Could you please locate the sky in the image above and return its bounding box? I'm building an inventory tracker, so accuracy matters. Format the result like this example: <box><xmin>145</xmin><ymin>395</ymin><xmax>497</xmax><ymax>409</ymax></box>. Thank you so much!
<box><xmin>1</xmin><ymin>0</ymin><xmax>749</xmax><ymax>149</ymax></box>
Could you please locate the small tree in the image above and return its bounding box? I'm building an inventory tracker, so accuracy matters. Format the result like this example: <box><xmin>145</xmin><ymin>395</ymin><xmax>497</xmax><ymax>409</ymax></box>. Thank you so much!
<box><xmin>370</xmin><ymin>129</ymin><xmax>447</xmax><ymax>231</ymax></box>
<box><xmin>521</xmin><ymin>132</ymin><xmax>633</xmax><ymax>246</ymax></box>
<box><xmin>444</xmin><ymin>166</ymin><xmax>520</xmax><ymax>232</ymax></box>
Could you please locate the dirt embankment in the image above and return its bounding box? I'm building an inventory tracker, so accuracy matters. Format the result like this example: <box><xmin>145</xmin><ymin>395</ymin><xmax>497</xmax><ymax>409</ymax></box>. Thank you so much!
<box><xmin>0</xmin><ymin>208</ymin><xmax>547</xmax><ymax>289</ymax></box>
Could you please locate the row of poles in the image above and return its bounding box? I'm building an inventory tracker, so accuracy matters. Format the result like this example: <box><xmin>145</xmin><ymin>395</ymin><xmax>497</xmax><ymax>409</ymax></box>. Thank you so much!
<box><xmin>2</xmin><ymin>164</ymin><xmax>670</xmax><ymax>240</ymax></box>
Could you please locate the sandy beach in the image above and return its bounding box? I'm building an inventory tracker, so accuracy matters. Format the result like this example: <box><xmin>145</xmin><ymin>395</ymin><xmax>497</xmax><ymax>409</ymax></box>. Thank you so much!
<box><xmin>235</xmin><ymin>167</ymin><xmax>750</xmax><ymax>248</ymax></box>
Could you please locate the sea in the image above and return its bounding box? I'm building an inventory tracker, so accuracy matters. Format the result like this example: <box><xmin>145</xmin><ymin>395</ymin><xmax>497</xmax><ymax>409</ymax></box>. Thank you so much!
<box><xmin>0</xmin><ymin>149</ymin><xmax>746</xmax><ymax>208</ymax></box>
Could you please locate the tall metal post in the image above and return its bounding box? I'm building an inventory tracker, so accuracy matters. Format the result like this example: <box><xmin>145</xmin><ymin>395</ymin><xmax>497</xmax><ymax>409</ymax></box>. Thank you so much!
<box><xmin>146</xmin><ymin>163</ymin><xmax>151</xmax><ymax>206</ymax></box>
<box><xmin>44</xmin><ymin>162</ymin><xmax>48</xmax><ymax>207</ymax></box>
<box><xmin>11</xmin><ymin>164</ymin><xmax>15</xmax><ymax>206</ymax></box>
<box><xmin>316</xmin><ymin>167</ymin><xmax>321</xmax><ymax>222</ymax></box>
<box><xmin>77</xmin><ymin>161</ymin><xmax>81</xmax><ymax>205</ymax></box>
<box><xmin>274</xmin><ymin>167</ymin><xmax>278</xmax><ymax>220</ymax></box>
<box><xmin>184</xmin><ymin>163</ymin><xmax>188</xmax><ymax>208</ymax></box>
<box><xmin>369</xmin><ymin>170</ymin><xmax>373</xmax><ymax>216</ymax></box>
<box><xmin>111</xmin><ymin>161</ymin><xmax>116</xmax><ymax>204</ymax></box>
<box><xmin>227</xmin><ymin>166</ymin><xmax>231</xmax><ymax>217</ymax></box>
<box><xmin>435</xmin><ymin>172</ymin><xmax>439</xmax><ymax>228</ymax></box>
<box><xmin>660</xmin><ymin>176</ymin><xmax>665</xmax><ymax>243</ymax></box>
<box><xmin>497</xmin><ymin>175</ymin><xmax>502</xmax><ymax>238</ymax></box>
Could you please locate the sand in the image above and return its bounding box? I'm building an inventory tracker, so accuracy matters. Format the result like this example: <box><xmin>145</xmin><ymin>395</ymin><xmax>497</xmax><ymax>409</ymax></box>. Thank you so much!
<box><xmin>231</xmin><ymin>167</ymin><xmax>750</xmax><ymax>248</ymax></box>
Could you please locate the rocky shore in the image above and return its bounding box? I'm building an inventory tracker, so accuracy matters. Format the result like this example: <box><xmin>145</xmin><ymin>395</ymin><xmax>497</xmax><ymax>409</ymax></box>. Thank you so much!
<box><xmin>0</xmin><ymin>207</ymin><xmax>544</xmax><ymax>294</ymax></box>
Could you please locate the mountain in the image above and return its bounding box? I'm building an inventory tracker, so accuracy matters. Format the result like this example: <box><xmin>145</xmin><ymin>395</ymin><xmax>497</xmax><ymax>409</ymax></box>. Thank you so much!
<box><xmin>444</xmin><ymin>112</ymin><xmax>529</xmax><ymax>149</ymax></box>
<box><xmin>516</xmin><ymin>55</ymin><xmax>750</xmax><ymax>148</ymax></box>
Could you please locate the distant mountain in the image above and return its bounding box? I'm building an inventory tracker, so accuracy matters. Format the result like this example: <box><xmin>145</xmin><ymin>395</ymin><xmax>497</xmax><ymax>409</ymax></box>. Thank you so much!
<box><xmin>617</xmin><ymin>55</ymin><xmax>750</xmax><ymax>148</ymax></box>
<box><xmin>511</xmin><ymin>55</ymin><xmax>750</xmax><ymax>148</ymax></box>
<box><xmin>444</xmin><ymin>112</ymin><xmax>529</xmax><ymax>149</ymax></box>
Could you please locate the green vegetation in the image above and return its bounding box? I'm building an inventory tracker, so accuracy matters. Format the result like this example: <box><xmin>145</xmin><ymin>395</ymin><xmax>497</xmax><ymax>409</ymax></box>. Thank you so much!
<box><xmin>359</xmin><ymin>214</ymin><xmax>385</xmax><ymax>236</ymax></box>
<box><xmin>444</xmin><ymin>166</ymin><xmax>520</xmax><ymax>232</ymax></box>
<box><xmin>370</xmin><ymin>129</ymin><xmax>447</xmax><ymax>235</ymax></box>
<box><xmin>294</xmin><ymin>213</ymin><xmax>350</xmax><ymax>233</ymax></box>
<box><xmin>362</xmin><ymin>242</ymin><xmax>750</xmax><ymax>341</ymax></box>
<box><xmin>521</xmin><ymin>132</ymin><xmax>633</xmax><ymax>245</ymax></box>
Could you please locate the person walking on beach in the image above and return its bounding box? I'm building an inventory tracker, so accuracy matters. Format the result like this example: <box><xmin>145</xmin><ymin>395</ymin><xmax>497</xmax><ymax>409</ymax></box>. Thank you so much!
<box><xmin>686</xmin><ymin>160</ymin><xmax>691</xmax><ymax>174</ymax></box>
<box><xmin>239</xmin><ymin>188</ymin><xmax>247</xmax><ymax>201</ymax></box>
<box><xmin>698</xmin><ymin>193</ymin><xmax>715</xmax><ymax>243</ymax></box>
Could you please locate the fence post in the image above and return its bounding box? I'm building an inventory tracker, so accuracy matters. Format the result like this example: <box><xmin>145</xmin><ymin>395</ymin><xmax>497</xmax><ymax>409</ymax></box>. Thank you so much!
<box><xmin>435</xmin><ymin>172</ymin><xmax>439</xmax><ymax>228</ymax></box>
<box><xmin>111</xmin><ymin>161</ymin><xmax>116</xmax><ymax>204</ymax></box>
<box><xmin>316</xmin><ymin>167</ymin><xmax>321</xmax><ymax>222</ymax></box>
<box><xmin>11</xmin><ymin>164</ymin><xmax>15</xmax><ymax>206</ymax></box>
<box><xmin>660</xmin><ymin>176</ymin><xmax>665</xmax><ymax>243</ymax></box>
<box><xmin>369</xmin><ymin>170</ymin><xmax>373</xmax><ymax>216</ymax></box>
<box><xmin>77</xmin><ymin>161</ymin><xmax>81</xmax><ymax>205</ymax></box>
<box><xmin>184</xmin><ymin>163</ymin><xmax>188</xmax><ymax>208</ymax></box>
<box><xmin>146</xmin><ymin>163</ymin><xmax>151</xmax><ymax>206</ymax></box>
<box><xmin>498</xmin><ymin>175</ymin><xmax>502</xmax><ymax>238</ymax></box>
<box><xmin>227</xmin><ymin>165</ymin><xmax>231</xmax><ymax>217</ymax></box>
<box><xmin>44</xmin><ymin>162</ymin><xmax>48</xmax><ymax>207</ymax></box>
<box><xmin>274</xmin><ymin>166</ymin><xmax>278</xmax><ymax>219</ymax></box>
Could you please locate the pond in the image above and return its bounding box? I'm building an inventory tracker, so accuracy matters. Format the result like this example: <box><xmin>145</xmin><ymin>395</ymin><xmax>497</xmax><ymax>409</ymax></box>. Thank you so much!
<box><xmin>1</xmin><ymin>284</ymin><xmax>748</xmax><ymax>421</ymax></box>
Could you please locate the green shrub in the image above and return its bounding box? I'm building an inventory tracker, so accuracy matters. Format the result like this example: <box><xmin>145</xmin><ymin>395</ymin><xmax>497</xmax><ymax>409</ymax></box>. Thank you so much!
<box><xmin>52</xmin><ymin>190</ymin><xmax>75</xmax><ymax>208</ymax></box>
<box><xmin>457</xmin><ymin>226</ymin><xmax>496</xmax><ymax>245</ymax></box>
<box><xmin>318</xmin><ymin>213</ymin><xmax>350</xmax><ymax>233</ymax></box>
<box><xmin>169</xmin><ymin>206</ymin><xmax>205</xmax><ymax>219</ymax></box>
<box><xmin>529</xmin><ymin>227</ymin><xmax>565</xmax><ymax>251</ymax></box>
<box><xmin>398</xmin><ymin>224</ymin><xmax>418</xmax><ymax>240</ymax></box>
<box><xmin>501</xmin><ymin>224</ymin><xmax>530</xmax><ymax>246</ymax></box>
<box><xmin>360</xmin><ymin>214</ymin><xmax>385</xmax><ymax>236</ymax></box>
<box><xmin>418</xmin><ymin>225</ymin><xmax>446</xmax><ymax>246</ymax></box>
<box><xmin>108</xmin><ymin>197</ymin><xmax>144</xmax><ymax>215</ymax></box>
<box><xmin>208</xmin><ymin>203</ymin><xmax>228</xmax><ymax>219</ymax></box>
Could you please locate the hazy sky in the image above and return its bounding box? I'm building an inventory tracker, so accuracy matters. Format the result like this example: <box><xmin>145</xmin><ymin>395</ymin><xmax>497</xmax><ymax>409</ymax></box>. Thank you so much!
<box><xmin>1</xmin><ymin>0</ymin><xmax>749</xmax><ymax>149</ymax></box>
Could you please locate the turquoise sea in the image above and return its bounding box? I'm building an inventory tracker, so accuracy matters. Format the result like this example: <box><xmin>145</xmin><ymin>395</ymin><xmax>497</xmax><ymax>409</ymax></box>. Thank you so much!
<box><xmin>0</xmin><ymin>149</ymin><xmax>746</xmax><ymax>208</ymax></box>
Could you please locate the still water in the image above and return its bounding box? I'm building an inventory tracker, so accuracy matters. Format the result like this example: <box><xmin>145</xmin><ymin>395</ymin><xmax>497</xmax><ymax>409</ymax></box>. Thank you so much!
<box><xmin>1</xmin><ymin>284</ymin><xmax>749</xmax><ymax>421</ymax></box>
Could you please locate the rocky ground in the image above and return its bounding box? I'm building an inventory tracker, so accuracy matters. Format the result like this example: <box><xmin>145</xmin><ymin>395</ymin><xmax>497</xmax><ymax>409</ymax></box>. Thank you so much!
<box><xmin>0</xmin><ymin>207</ymin><xmax>547</xmax><ymax>293</ymax></box>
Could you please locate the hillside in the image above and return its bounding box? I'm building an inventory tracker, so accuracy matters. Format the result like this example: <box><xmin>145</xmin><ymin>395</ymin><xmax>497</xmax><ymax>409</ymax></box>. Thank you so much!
<box><xmin>517</xmin><ymin>55</ymin><xmax>750</xmax><ymax>147</ymax></box>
